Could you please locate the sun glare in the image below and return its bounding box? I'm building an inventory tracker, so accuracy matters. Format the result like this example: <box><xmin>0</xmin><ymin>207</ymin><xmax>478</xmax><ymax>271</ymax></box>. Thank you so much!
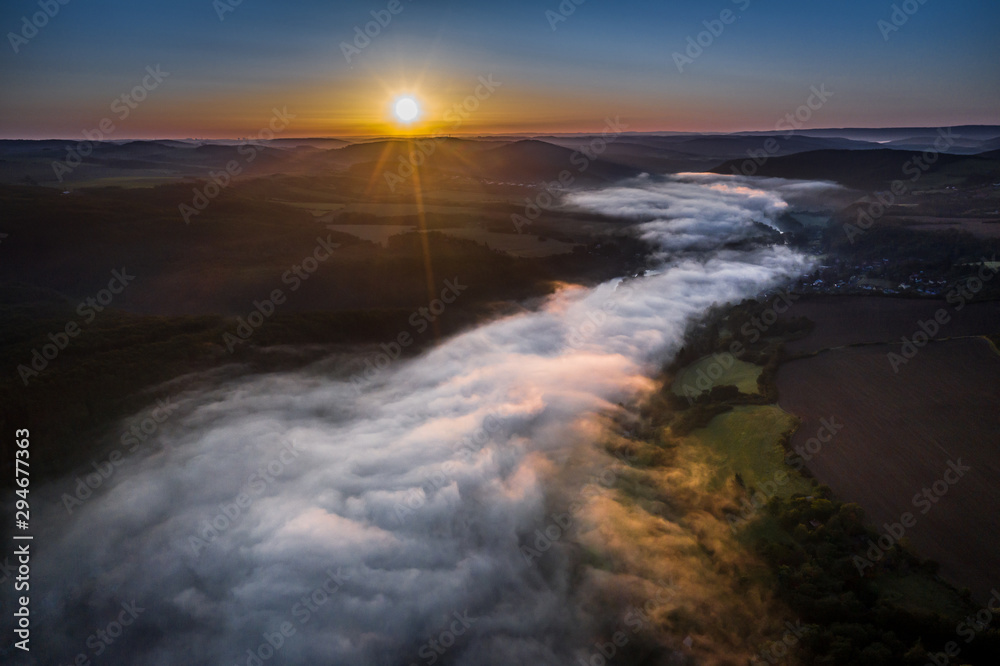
<box><xmin>394</xmin><ymin>97</ymin><xmax>420</xmax><ymax>122</ymax></box>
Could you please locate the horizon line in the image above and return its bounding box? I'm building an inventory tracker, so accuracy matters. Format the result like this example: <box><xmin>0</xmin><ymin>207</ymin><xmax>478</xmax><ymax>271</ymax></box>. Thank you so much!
<box><xmin>3</xmin><ymin>123</ymin><xmax>999</xmax><ymax>143</ymax></box>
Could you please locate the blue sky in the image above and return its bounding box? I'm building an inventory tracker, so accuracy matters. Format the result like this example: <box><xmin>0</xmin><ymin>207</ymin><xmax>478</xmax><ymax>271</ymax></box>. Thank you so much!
<box><xmin>1</xmin><ymin>0</ymin><xmax>997</xmax><ymax>137</ymax></box>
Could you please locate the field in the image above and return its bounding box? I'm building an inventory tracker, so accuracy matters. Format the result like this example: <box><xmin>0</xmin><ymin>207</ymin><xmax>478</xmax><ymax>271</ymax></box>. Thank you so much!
<box><xmin>782</xmin><ymin>296</ymin><xmax>1000</xmax><ymax>354</ymax></box>
<box><xmin>887</xmin><ymin>215</ymin><xmax>1000</xmax><ymax>239</ymax></box>
<box><xmin>671</xmin><ymin>355</ymin><xmax>763</xmax><ymax>397</ymax></box>
<box><xmin>660</xmin><ymin>291</ymin><xmax>1000</xmax><ymax>664</ymax></box>
<box><xmin>776</xmin><ymin>336</ymin><xmax>1000</xmax><ymax>601</ymax></box>
<box><xmin>686</xmin><ymin>405</ymin><xmax>814</xmax><ymax>496</ymax></box>
<box><xmin>325</xmin><ymin>223</ymin><xmax>415</xmax><ymax>244</ymax></box>
<box><xmin>877</xmin><ymin>572</ymin><xmax>975</xmax><ymax>619</ymax></box>
<box><xmin>262</xmin><ymin>184</ymin><xmax>606</xmax><ymax>257</ymax></box>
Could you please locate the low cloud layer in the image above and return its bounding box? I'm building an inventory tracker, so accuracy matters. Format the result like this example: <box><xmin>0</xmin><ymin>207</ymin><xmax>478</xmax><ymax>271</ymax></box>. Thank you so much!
<box><xmin>569</xmin><ymin>172</ymin><xmax>843</xmax><ymax>252</ymax></box>
<box><xmin>28</xmin><ymin>175</ymin><xmax>821</xmax><ymax>665</ymax></box>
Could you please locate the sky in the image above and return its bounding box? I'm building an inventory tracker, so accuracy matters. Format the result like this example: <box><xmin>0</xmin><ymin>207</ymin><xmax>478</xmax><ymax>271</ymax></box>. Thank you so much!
<box><xmin>0</xmin><ymin>0</ymin><xmax>998</xmax><ymax>138</ymax></box>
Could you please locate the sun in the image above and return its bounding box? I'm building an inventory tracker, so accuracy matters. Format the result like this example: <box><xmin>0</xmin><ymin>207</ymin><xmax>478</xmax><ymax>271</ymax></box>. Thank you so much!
<box><xmin>394</xmin><ymin>96</ymin><xmax>420</xmax><ymax>123</ymax></box>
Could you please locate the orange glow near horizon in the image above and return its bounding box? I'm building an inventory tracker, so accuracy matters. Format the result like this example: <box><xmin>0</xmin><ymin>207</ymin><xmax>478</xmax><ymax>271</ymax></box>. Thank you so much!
<box><xmin>16</xmin><ymin>70</ymin><xmax>986</xmax><ymax>140</ymax></box>
<box><xmin>2</xmin><ymin>71</ymin><xmax>832</xmax><ymax>140</ymax></box>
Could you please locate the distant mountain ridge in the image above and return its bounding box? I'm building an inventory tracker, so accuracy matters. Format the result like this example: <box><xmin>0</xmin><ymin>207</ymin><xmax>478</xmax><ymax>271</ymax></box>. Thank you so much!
<box><xmin>710</xmin><ymin>148</ymin><xmax>1000</xmax><ymax>189</ymax></box>
<box><xmin>2</xmin><ymin>128</ymin><xmax>999</xmax><ymax>187</ymax></box>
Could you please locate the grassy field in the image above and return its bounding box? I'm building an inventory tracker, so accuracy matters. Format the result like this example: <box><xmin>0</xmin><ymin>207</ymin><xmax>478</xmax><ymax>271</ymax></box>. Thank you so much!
<box><xmin>685</xmin><ymin>405</ymin><xmax>813</xmax><ymax>496</ymax></box>
<box><xmin>648</xmin><ymin>299</ymin><xmax>1000</xmax><ymax>665</ymax></box>
<box><xmin>671</xmin><ymin>355</ymin><xmax>763</xmax><ymax>397</ymax></box>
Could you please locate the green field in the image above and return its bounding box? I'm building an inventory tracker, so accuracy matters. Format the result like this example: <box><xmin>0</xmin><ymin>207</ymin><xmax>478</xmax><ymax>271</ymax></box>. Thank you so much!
<box><xmin>671</xmin><ymin>355</ymin><xmax>763</xmax><ymax>397</ymax></box>
<box><xmin>687</xmin><ymin>405</ymin><xmax>813</xmax><ymax>496</ymax></box>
